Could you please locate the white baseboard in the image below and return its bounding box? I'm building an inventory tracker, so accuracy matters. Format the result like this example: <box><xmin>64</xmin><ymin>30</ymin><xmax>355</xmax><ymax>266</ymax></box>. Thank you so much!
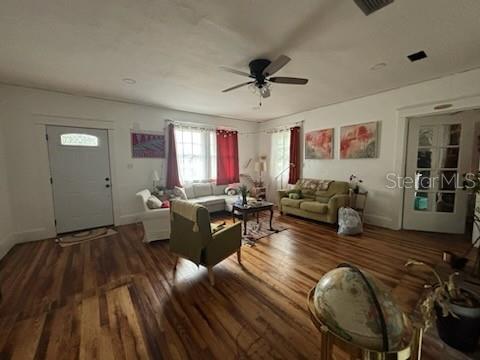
<box><xmin>364</xmin><ymin>213</ymin><xmax>396</xmax><ymax>230</ymax></box>
<box><xmin>117</xmin><ymin>213</ymin><xmax>143</xmax><ymax>226</ymax></box>
<box><xmin>15</xmin><ymin>227</ymin><xmax>56</xmax><ymax>243</ymax></box>
<box><xmin>0</xmin><ymin>233</ymin><xmax>17</xmax><ymax>259</ymax></box>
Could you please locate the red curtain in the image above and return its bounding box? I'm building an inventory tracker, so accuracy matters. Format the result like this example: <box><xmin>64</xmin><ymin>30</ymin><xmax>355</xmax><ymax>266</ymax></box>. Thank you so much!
<box><xmin>216</xmin><ymin>130</ymin><xmax>239</xmax><ymax>185</ymax></box>
<box><xmin>166</xmin><ymin>123</ymin><xmax>182</xmax><ymax>188</ymax></box>
<box><xmin>288</xmin><ymin>126</ymin><xmax>301</xmax><ymax>185</ymax></box>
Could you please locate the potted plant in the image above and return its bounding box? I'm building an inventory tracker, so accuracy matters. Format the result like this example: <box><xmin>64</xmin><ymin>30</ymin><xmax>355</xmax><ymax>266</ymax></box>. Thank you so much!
<box><xmin>349</xmin><ymin>174</ymin><xmax>363</xmax><ymax>194</ymax></box>
<box><xmin>405</xmin><ymin>259</ymin><xmax>480</xmax><ymax>352</ymax></box>
<box><xmin>238</xmin><ymin>184</ymin><xmax>249</xmax><ymax>205</ymax></box>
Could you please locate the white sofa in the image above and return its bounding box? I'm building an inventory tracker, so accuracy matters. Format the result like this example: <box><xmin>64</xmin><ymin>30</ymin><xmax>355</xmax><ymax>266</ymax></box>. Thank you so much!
<box><xmin>136</xmin><ymin>183</ymin><xmax>250</xmax><ymax>243</ymax></box>
<box><xmin>180</xmin><ymin>182</ymin><xmax>241</xmax><ymax>212</ymax></box>
<box><xmin>136</xmin><ymin>189</ymin><xmax>170</xmax><ymax>243</ymax></box>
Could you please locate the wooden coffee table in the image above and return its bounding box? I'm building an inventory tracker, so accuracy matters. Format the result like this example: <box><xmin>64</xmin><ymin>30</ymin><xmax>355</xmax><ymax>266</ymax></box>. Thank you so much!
<box><xmin>232</xmin><ymin>202</ymin><xmax>274</xmax><ymax>235</ymax></box>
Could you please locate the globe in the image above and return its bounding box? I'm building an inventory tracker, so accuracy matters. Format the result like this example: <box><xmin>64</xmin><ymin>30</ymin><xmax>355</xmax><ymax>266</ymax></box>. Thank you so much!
<box><xmin>312</xmin><ymin>264</ymin><xmax>412</xmax><ymax>352</ymax></box>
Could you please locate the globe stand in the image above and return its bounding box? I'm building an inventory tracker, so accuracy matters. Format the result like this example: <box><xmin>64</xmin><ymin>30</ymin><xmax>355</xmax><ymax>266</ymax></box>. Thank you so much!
<box><xmin>307</xmin><ymin>287</ymin><xmax>424</xmax><ymax>360</ymax></box>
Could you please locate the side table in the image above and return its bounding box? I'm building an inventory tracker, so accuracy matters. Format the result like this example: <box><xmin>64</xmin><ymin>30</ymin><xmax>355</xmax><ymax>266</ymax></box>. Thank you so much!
<box><xmin>350</xmin><ymin>190</ymin><xmax>368</xmax><ymax>221</ymax></box>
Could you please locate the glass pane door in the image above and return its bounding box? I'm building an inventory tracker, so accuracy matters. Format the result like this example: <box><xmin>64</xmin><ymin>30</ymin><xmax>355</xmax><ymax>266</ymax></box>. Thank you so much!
<box><xmin>403</xmin><ymin>112</ymin><xmax>474</xmax><ymax>234</ymax></box>
<box><xmin>413</xmin><ymin>124</ymin><xmax>460</xmax><ymax>213</ymax></box>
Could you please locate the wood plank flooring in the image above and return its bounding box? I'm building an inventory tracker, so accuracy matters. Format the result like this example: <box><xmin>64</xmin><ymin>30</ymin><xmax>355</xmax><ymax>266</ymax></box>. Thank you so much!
<box><xmin>0</xmin><ymin>212</ymin><xmax>472</xmax><ymax>359</ymax></box>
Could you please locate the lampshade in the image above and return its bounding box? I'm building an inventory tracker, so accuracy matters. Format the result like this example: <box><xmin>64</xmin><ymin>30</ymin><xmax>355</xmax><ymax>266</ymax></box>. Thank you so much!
<box><xmin>255</xmin><ymin>161</ymin><xmax>267</xmax><ymax>172</ymax></box>
<box><xmin>152</xmin><ymin>170</ymin><xmax>160</xmax><ymax>182</ymax></box>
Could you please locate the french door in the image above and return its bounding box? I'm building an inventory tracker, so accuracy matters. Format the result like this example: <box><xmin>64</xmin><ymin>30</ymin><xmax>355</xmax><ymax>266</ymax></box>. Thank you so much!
<box><xmin>47</xmin><ymin>126</ymin><xmax>114</xmax><ymax>234</ymax></box>
<box><xmin>403</xmin><ymin>112</ymin><xmax>474</xmax><ymax>233</ymax></box>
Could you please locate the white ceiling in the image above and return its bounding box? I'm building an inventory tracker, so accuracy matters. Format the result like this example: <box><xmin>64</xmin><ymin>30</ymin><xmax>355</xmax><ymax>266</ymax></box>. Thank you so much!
<box><xmin>1</xmin><ymin>0</ymin><xmax>480</xmax><ymax>121</ymax></box>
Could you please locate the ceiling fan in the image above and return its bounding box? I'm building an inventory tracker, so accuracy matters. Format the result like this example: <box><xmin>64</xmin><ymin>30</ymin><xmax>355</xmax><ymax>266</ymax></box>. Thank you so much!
<box><xmin>221</xmin><ymin>55</ymin><xmax>308</xmax><ymax>99</ymax></box>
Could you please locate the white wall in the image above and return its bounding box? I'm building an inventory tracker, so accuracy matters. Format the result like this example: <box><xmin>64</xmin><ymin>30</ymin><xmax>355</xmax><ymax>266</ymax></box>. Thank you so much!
<box><xmin>0</xmin><ymin>84</ymin><xmax>258</xmax><ymax>244</ymax></box>
<box><xmin>0</xmin><ymin>118</ymin><xmax>15</xmax><ymax>257</ymax></box>
<box><xmin>259</xmin><ymin>68</ymin><xmax>480</xmax><ymax>229</ymax></box>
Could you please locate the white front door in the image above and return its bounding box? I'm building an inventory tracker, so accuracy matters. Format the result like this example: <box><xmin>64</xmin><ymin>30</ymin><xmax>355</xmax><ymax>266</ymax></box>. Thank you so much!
<box><xmin>47</xmin><ymin>126</ymin><xmax>114</xmax><ymax>234</ymax></box>
<box><xmin>403</xmin><ymin>112</ymin><xmax>474</xmax><ymax>233</ymax></box>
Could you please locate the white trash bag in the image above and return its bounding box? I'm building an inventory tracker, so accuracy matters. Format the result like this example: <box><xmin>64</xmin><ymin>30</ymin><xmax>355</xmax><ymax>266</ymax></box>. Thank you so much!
<box><xmin>337</xmin><ymin>207</ymin><xmax>363</xmax><ymax>235</ymax></box>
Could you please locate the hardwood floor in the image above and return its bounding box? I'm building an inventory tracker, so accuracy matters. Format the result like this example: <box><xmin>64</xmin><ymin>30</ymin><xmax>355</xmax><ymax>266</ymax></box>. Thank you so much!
<box><xmin>0</xmin><ymin>212</ymin><xmax>471</xmax><ymax>359</ymax></box>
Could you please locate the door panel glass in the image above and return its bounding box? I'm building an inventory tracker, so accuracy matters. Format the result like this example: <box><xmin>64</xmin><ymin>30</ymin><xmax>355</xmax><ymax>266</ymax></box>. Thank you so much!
<box><xmin>439</xmin><ymin>148</ymin><xmax>459</xmax><ymax>168</ymax></box>
<box><xmin>439</xmin><ymin>171</ymin><xmax>457</xmax><ymax>191</ymax></box>
<box><xmin>414</xmin><ymin>192</ymin><xmax>432</xmax><ymax>211</ymax></box>
<box><xmin>60</xmin><ymin>133</ymin><xmax>99</xmax><ymax>147</ymax></box>
<box><xmin>439</xmin><ymin>124</ymin><xmax>461</xmax><ymax>146</ymax></box>
<box><xmin>436</xmin><ymin>192</ymin><xmax>455</xmax><ymax>213</ymax></box>
<box><xmin>417</xmin><ymin>150</ymin><xmax>432</xmax><ymax>168</ymax></box>
<box><xmin>415</xmin><ymin>170</ymin><xmax>431</xmax><ymax>190</ymax></box>
<box><xmin>418</xmin><ymin>127</ymin><xmax>433</xmax><ymax>147</ymax></box>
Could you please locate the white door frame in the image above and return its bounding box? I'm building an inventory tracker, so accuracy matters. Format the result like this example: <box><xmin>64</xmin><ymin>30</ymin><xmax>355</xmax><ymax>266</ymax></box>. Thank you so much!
<box><xmin>34</xmin><ymin>114</ymin><xmax>121</xmax><ymax>235</ymax></box>
<box><xmin>394</xmin><ymin>95</ymin><xmax>480</xmax><ymax>230</ymax></box>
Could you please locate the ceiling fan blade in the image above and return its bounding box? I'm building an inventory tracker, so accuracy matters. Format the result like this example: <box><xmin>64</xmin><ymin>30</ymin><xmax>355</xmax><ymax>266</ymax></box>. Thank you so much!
<box><xmin>222</xmin><ymin>81</ymin><xmax>254</xmax><ymax>93</ymax></box>
<box><xmin>263</xmin><ymin>55</ymin><xmax>291</xmax><ymax>76</ymax></box>
<box><xmin>220</xmin><ymin>66</ymin><xmax>252</xmax><ymax>78</ymax></box>
<box><xmin>269</xmin><ymin>77</ymin><xmax>308</xmax><ymax>85</ymax></box>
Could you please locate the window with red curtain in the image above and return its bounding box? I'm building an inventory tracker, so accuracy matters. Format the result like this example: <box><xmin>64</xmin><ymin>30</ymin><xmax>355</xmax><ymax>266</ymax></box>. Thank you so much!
<box><xmin>216</xmin><ymin>129</ymin><xmax>239</xmax><ymax>185</ymax></box>
<box><xmin>288</xmin><ymin>126</ymin><xmax>301</xmax><ymax>184</ymax></box>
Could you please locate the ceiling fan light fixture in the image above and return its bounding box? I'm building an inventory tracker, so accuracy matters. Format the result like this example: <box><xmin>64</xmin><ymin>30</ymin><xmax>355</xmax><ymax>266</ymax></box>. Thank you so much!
<box><xmin>220</xmin><ymin>55</ymin><xmax>308</xmax><ymax>99</ymax></box>
<box><xmin>260</xmin><ymin>83</ymin><xmax>271</xmax><ymax>98</ymax></box>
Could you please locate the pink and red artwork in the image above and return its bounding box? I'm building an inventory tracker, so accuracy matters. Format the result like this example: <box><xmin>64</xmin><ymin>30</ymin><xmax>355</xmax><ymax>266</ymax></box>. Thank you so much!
<box><xmin>131</xmin><ymin>131</ymin><xmax>165</xmax><ymax>158</ymax></box>
<box><xmin>340</xmin><ymin>122</ymin><xmax>378</xmax><ymax>159</ymax></box>
<box><xmin>305</xmin><ymin>128</ymin><xmax>333</xmax><ymax>159</ymax></box>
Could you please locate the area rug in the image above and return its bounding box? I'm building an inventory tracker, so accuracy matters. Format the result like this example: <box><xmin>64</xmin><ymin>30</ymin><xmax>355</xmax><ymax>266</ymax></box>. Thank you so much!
<box><xmin>56</xmin><ymin>227</ymin><xmax>117</xmax><ymax>247</ymax></box>
<box><xmin>242</xmin><ymin>219</ymin><xmax>287</xmax><ymax>246</ymax></box>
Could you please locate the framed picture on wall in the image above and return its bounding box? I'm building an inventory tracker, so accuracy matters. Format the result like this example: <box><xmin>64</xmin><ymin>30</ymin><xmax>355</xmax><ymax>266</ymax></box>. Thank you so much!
<box><xmin>131</xmin><ymin>130</ymin><xmax>165</xmax><ymax>158</ymax></box>
<box><xmin>340</xmin><ymin>121</ymin><xmax>378</xmax><ymax>159</ymax></box>
<box><xmin>305</xmin><ymin>128</ymin><xmax>334</xmax><ymax>159</ymax></box>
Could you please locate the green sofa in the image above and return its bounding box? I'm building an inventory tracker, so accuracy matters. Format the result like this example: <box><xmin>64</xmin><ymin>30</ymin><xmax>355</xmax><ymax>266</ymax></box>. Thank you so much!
<box><xmin>278</xmin><ymin>179</ymin><xmax>350</xmax><ymax>224</ymax></box>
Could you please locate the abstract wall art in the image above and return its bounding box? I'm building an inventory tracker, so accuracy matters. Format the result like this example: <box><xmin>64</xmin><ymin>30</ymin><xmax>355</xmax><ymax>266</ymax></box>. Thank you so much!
<box><xmin>340</xmin><ymin>121</ymin><xmax>378</xmax><ymax>159</ymax></box>
<box><xmin>131</xmin><ymin>131</ymin><xmax>165</xmax><ymax>158</ymax></box>
<box><xmin>305</xmin><ymin>128</ymin><xmax>334</xmax><ymax>159</ymax></box>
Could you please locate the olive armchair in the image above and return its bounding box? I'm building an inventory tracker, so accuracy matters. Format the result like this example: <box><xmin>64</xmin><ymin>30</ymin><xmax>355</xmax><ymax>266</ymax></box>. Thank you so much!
<box><xmin>170</xmin><ymin>200</ymin><xmax>242</xmax><ymax>285</ymax></box>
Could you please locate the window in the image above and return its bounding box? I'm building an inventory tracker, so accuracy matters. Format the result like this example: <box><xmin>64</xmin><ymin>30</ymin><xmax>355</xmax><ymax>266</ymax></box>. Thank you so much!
<box><xmin>175</xmin><ymin>126</ymin><xmax>216</xmax><ymax>182</ymax></box>
<box><xmin>270</xmin><ymin>130</ymin><xmax>290</xmax><ymax>189</ymax></box>
<box><xmin>60</xmin><ymin>133</ymin><xmax>99</xmax><ymax>147</ymax></box>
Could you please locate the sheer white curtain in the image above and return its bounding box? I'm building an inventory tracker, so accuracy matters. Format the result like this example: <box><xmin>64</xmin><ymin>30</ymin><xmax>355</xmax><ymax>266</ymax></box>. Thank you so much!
<box><xmin>269</xmin><ymin>130</ymin><xmax>290</xmax><ymax>201</ymax></box>
<box><xmin>174</xmin><ymin>126</ymin><xmax>216</xmax><ymax>183</ymax></box>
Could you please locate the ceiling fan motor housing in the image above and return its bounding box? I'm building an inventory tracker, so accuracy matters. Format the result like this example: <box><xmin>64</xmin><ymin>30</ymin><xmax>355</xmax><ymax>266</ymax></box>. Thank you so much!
<box><xmin>249</xmin><ymin>59</ymin><xmax>271</xmax><ymax>83</ymax></box>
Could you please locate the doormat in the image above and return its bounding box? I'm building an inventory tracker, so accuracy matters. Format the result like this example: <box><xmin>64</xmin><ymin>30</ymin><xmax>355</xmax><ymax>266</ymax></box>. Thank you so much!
<box><xmin>56</xmin><ymin>227</ymin><xmax>117</xmax><ymax>247</ymax></box>
<box><xmin>242</xmin><ymin>219</ymin><xmax>288</xmax><ymax>247</ymax></box>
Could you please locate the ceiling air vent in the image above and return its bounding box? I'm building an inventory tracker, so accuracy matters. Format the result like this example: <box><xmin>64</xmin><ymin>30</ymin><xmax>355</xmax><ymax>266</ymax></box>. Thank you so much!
<box><xmin>354</xmin><ymin>0</ymin><xmax>394</xmax><ymax>15</ymax></box>
<box><xmin>408</xmin><ymin>51</ymin><xmax>428</xmax><ymax>62</ymax></box>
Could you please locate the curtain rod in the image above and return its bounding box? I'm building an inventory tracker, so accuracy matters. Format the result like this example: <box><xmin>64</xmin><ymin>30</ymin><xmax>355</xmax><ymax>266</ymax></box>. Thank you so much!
<box><xmin>165</xmin><ymin>119</ymin><xmax>238</xmax><ymax>131</ymax></box>
<box><xmin>262</xmin><ymin>120</ymin><xmax>304</xmax><ymax>134</ymax></box>
<box><xmin>164</xmin><ymin>119</ymin><xmax>303</xmax><ymax>135</ymax></box>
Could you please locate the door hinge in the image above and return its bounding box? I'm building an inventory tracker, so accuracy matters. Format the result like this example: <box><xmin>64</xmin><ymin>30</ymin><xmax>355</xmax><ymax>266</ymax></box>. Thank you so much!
<box><xmin>45</xmin><ymin>133</ymin><xmax>49</xmax><ymax>141</ymax></box>
<box><xmin>54</xmin><ymin>219</ymin><xmax>57</xmax><ymax>226</ymax></box>
<box><xmin>50</xmin><ymin>177</ymin><xmax>53</xmax><ymax>184</ymax></box>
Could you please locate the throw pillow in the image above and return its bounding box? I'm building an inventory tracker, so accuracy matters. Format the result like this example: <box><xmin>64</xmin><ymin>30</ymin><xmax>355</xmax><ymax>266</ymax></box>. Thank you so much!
<box><xmin>161</xmin><ymin>200</ymin><xmax>170</xmax><ymax>208</ymax></box>
<box><xmin>225</xmin><ymin>186</ymin><xmax>238</xmax><ymax>196</ymax></box>
<box><xmin>287</xmin><ymin>189</ymin><xmax>302</xmax><ymax>198</ymax></box>
<box><xmin>146</xmin><ymin>195</ymin><xmax>163</xmax><ymax>209</ymax></box>
<box><xmin>174</xmin><ymin>186</ymin><xmax>188</xmax><ymax>200</ymax></box>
